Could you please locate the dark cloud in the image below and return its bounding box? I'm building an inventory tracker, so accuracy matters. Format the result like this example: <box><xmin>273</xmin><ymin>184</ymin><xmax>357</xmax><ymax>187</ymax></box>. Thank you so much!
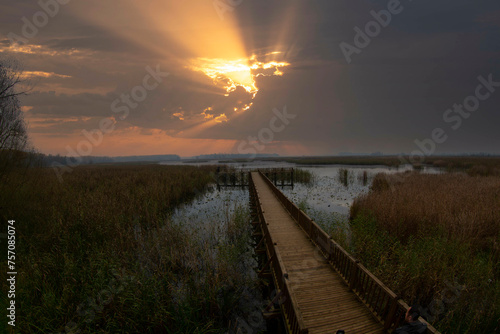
<box><xmin>1</xmin><ymin>0</ymin><xmax>500</xmax><ymax>155</ymax></box>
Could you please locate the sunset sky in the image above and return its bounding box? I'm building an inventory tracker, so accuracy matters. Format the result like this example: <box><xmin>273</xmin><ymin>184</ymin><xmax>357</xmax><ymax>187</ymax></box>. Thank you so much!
<box><xmin>1</xmin><ymin>0</ymin><xmax>500</xmax><ymax>157</ymax></box>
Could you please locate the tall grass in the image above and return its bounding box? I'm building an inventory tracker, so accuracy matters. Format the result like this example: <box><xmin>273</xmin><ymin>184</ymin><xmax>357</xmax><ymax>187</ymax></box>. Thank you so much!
<box><xmin>358</xmin><ymin>170</ymin><xmax>368</xmax><ymax>186</ymax></box>
<box><xmin>353</xmin><ymin>172</ymin><xmax>500</xmax><ymax>254</ymax></box>
<box><xmin>427</xmin><ymin>156</ymin><xmax>500</xmax><ymax>176</ymax></box>
<box><xmin>0</xmin><ymin>165</ymin><xmax>257</xmax><ymax>333</ymax></box>
<box><xmin>293</xmin><ymin>168</ymin><xmax>313</xmax><ymax>184</ymax></box>
<box><xmin>337</xmin><ymin>168</ymin><xmax>355</xmax><ymax>187</ymax></box>
<box><xmin>343</xmin><ymin>172</ymin><xmax>500</xmax><ymax>333</ymax></box>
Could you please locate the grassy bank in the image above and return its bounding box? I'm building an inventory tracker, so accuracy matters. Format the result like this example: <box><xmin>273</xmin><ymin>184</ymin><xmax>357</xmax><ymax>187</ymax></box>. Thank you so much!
<box><xmin>425</xmin><ymin>156</ymin><xmax>500</xmax><ymax>176</ymax></box>
<box><xmin>330</xmin><ymin>172</ymin><xmax>499</xmax><ymax>333</ymax></box>
<box><xmin>0</xmin><ymin>165</ymin><xmax>257</xmax><ymax>333</ymax></box>
<box><xmin>264</xmin><ymin>155</ymin><xmax>403</xmax><ymax>167</ymax></box>
<box><xmin>260</xmin><ymin>155</ymin><xmax>500</xmax><ymax>174</ymax></box>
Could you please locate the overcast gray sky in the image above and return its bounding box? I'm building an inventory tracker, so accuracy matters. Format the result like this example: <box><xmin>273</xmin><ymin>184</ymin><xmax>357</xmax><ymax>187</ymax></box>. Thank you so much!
<box><xmin>1</xmin><ymin>0</ymin><xmax>499</xmax><ymax>156</ymax></box>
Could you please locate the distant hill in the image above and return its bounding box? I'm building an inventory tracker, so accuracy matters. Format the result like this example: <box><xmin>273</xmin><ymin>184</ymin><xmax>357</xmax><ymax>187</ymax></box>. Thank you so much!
<box><xmin>112</xmin><ymin>155</ymin><xmax>180</xmax><ymax>162</ymax></box>
<box><xmin>186</xmin><ymin>153</ymin><xmax>279</xmax><ymax>160</ymax></box>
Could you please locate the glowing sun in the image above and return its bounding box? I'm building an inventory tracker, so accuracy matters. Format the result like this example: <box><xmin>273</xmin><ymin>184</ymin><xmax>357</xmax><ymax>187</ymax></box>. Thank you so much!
<box><xmin>189</xmin><ymin>55</ymin><xmax>289</xmax><ymax>98</ymax></box>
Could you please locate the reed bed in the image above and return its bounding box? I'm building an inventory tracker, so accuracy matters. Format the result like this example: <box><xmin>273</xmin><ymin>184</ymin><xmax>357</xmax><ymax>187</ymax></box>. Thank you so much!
<box><xmin>293</xmin><ymin>168</ymin><xmax>313</xmax><ymax>184</ymax></box>
<box><xmin>353</xmin><ymin>172</ymin><xmax>500</xmax><ymax>253</ymax></box>
<box><xmin>0</xmin><ymin>165</ymin><xmax>257</xmax><ymax>333</ymax></box>
<box><xmin>427</xmin><ymin>156</ymin><xmax>500</xmax><ymax>176</ymax></box>
<box><xmin>343</xmin><ymin>172</ymin><xmax>500</xmax><ymax>333</ymax></box>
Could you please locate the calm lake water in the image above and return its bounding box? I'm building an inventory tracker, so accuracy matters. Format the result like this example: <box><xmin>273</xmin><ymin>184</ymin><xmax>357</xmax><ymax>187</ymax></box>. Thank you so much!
<box><xmin>160</xmin><ymin>160</ymin><xmax>441</xmax><ymax>332</ymax></box>
<box><xmin>163</xmin><ymin>160</ymin><xmax>442</xmax><ymax>228</ymax></box>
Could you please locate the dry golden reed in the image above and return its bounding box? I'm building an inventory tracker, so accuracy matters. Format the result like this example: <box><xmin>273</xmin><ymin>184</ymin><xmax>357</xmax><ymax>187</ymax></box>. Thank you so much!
<box><xmin>352</xmin><ymin>172</ymin><xmax>500</xmax><ymax>255</ymax></box>
<box><xmin>347</xmin><ymin>171</ymin><xmax>500</xmax><ymax>333</ymax></box>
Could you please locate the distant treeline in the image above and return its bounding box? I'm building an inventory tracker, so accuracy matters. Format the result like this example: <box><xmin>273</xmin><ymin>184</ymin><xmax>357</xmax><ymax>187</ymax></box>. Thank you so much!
<box><xmin>263</xmin><ymin>154</ymin><xmax>500</xmax><ymax>171</ymax></box>
<box><xmin>188</xmin><ymin>153</ymin><xmax>279</xmax><ymax>160</ymax></box>
<box><xmin>39</xmin><ymin>154</ymin><xmax>181</xmax><ymax>166</ymax></box>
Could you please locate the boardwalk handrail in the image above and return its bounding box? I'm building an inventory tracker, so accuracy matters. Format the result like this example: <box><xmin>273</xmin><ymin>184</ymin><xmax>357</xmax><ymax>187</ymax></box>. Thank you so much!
<box><xmin>257</xmin><ymin>171</ymin><xmax>440</xmax><ymax>334</ymax></box>
<box><xmin>250</xmin><ymin>174</ymin><xmax>309</xmax><ymax>334</ymax></box>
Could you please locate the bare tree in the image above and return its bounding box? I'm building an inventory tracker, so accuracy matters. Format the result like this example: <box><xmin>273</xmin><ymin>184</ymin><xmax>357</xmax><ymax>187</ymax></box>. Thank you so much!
<box><xmin>0</xmin><ymin>58</ymin><xmax>28</xmax><ymax>151</ymax></box>
<box><xmin>0</xmin><ymin>58</ymin><xmax>31</xmax><ymax>178</ymax></box>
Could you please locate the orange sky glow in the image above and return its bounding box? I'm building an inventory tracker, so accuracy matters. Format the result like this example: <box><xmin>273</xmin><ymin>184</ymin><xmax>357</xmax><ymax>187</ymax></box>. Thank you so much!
<box><xmin>17</xmin><ymin>0</ymin><xmax>299</xmax><ymax>157</ymax></box>
<box><xmin>6</xmin><ymin>1</ymin><xmax>496</xmax><ymax>157</ymax></box>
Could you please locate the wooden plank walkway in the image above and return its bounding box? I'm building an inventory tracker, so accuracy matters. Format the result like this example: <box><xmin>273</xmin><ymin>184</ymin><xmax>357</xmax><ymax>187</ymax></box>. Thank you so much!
<box><xmin>252</xmin><ymin>172</ymin><xmax>384</xmax><ymax>334</ymax></box>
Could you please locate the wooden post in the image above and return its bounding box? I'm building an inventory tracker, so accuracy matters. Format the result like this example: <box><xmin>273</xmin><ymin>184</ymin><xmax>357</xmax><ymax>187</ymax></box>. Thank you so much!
<box><xmin>349</xmin><ymin>261</ymin><xmax>360</xmax><ymax>291</ymax></box>
<box><xmin>383</xmin><ymin>297</ymin><xmax>399</xmax><ymax>331</ymax></box>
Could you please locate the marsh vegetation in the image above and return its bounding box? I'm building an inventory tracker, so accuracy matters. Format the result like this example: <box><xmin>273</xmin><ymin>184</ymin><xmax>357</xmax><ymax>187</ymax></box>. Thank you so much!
<box><xmin>264</xmin><ymin>155</ymin><xmax>500</xmax><ymax>175</ymax></box>
<box><xmin>325</xmin><ymin>172</ymin><xmax>500</xmax><ymax>333</ymax></box>
<box><xmin>2</xmin><ymin>157</ymin><xmax>499</xmax><ymax>333</ymax></box>
<box><xmin>0</xmin><ymin>165</ymin><xmax>259</xmax><ymax>333</ymax></box>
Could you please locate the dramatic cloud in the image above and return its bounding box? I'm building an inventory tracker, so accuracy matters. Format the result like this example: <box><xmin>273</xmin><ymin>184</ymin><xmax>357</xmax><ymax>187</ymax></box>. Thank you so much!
<box><xmin>1</xmin><ymin>0</ymin><xmax>499</xmax><ymax>156</ymax></box>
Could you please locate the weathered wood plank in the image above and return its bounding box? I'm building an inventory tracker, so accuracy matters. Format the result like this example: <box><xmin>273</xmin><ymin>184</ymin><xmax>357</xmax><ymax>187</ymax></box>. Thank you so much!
<box><xmin>252</xmin><ymin>171</ymin><xmax>441</xmax><ymax>334</ymax></box>
<box><xmin>251</xmin><ymin>172</ymin><xmax>393</xmax><ymax>334</ymax></box>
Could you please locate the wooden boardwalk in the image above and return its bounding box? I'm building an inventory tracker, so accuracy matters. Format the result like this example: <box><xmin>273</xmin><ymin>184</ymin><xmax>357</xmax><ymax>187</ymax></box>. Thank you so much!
<box><xmin>252</xmin><ymin>172</ymin><xmax>384</xmax><ymax>333</ymax></box>
<box><xmin>250</xmin><ymin>171</ymin><xmax>439</xmax><ymax>334</ymax></box>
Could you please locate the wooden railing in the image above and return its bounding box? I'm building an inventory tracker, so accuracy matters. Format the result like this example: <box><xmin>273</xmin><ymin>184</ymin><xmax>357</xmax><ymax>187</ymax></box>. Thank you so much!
<box><xmin>257</xmin><ymin>171</ymin><xmax>440</xmax><ymax>334</ymax></box>
<box><xmin>249</xmin><ymin>174</ymin><xmax>309</xmax><ymax>334</ymax></box>
<box><xmin>261</xmin><ymin>168</ymin><xmax>295</xmax><ymax>187</ymax></box>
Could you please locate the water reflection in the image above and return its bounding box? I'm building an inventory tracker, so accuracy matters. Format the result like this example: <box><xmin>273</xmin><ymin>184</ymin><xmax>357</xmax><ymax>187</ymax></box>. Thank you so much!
<box><xmin>169</xmin><ymin>161</ymin><xmax>441</xmax><ymax>227</ymax></box>
<box><xmin>168</xmin><ymin>161</ymin><xmax>442</xmax><ymax>230</ymax></box>
<box><xmin>164</xmin><ymin>161</ymin><xmax>442</xmax><ymax>332</ymax></box>
<box><xmin>171</xmin><ymin>186</ymin><xmax>248</xmax><ymax>235</ymax></box>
